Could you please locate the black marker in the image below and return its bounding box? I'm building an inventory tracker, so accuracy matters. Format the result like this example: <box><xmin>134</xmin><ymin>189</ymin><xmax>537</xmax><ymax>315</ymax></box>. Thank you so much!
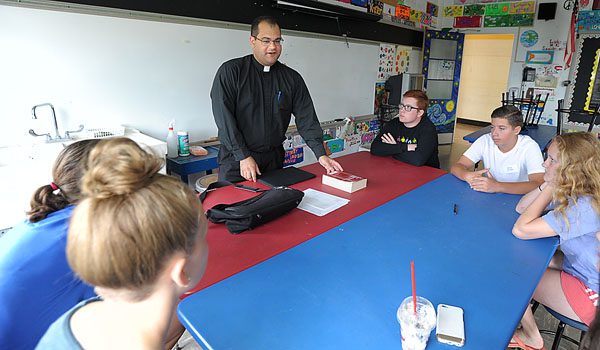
<box><xmin>453</xmin><ymin>204</ymin><xmax>458</xmax><ymax>215</ymax></box>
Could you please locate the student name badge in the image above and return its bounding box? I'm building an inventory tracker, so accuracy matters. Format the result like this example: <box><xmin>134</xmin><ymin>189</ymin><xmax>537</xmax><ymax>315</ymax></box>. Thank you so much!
<box><xmin>505</xmin><ymin>165</ymin><xmax>518</xmax><ymax>173</ymax></box>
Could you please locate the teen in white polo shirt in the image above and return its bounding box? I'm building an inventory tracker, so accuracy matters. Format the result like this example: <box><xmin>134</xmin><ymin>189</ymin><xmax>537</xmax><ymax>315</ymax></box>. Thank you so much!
<box><xmin>451</xmin><ymin>105</ymin><xmax>544</xmax><ymax>194</ymax></box>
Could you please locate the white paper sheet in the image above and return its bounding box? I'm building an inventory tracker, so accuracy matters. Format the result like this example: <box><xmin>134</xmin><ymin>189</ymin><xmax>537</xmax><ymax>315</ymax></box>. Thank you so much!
<box><xmin>297</xmin><ymin>188</ymin><xmax>350</xmax><ymax>216</ymax></box>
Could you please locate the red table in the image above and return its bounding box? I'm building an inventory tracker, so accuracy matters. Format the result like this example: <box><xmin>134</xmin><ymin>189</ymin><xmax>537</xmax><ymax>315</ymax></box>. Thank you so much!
<box><xmin>185</xmin><ymin>151</ymin><xmax>446</xmax><ymax>295</ymax></box>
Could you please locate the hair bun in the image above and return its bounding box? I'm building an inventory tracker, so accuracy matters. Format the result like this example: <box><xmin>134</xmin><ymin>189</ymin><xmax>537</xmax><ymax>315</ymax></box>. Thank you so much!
<box><xmin>82</xmin><ymin>138</ymin><xmax>164</xmax><ymax>198</ymax></box>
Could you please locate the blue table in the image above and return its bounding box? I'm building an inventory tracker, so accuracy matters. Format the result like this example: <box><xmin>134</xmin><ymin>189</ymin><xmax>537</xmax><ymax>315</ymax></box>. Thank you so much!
<box><xmin>463</xmin><ymin>124</ymin><xmax>556</xmax><ymax>151</ymax></box>
<box><xmin>178</xmin><ymin>174</ymin><xmax>558</xmax><ymax>349</ymax></box>
<box><xmin>166</xmin><ymin>146</ymin><xmax>219</xmax><ymax>184</ymax></box>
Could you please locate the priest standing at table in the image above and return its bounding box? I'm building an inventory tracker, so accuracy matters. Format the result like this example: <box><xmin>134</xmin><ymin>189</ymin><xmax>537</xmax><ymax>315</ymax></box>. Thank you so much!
<box><xmin>211</xmin><ymin>15</ymin><xmax>343</xmax><ymax>183</ymax></box>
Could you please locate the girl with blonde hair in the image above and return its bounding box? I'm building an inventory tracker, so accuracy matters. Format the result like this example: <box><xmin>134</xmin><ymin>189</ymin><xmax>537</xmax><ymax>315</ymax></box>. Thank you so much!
<box><xmin>36</xmin><ymin>137</ymin><xmax>209</xmax><ymax>350</ymax></box>
<box><xmin>511</xmin><ymin>132</ymin><xmax>600</xmax><ymax>350</ymax></box>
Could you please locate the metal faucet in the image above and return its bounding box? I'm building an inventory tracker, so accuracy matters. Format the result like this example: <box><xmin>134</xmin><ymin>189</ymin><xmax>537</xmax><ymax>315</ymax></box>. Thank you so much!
<box><xmin>29</xmin><ymin>103</ymin><xmax>84</xmax><ymax>142</ymax></box>
<box><xmin>31</xmin><ymin>103</ymin><xmax>60</xmax><ymax>140</ymax></box>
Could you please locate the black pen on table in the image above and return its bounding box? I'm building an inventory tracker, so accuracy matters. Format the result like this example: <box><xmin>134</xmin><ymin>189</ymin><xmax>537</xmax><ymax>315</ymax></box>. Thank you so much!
<box><xmin>453</xmin><ymin>204</ymin><xmax>457</xmax><ymax>215</ymax></box>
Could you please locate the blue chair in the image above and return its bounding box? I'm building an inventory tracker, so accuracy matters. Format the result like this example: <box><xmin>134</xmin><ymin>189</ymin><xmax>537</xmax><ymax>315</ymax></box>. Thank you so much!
<box><xmin>539</xmin><ymin>305</ymin><xmax>589</xmax><ymax>350</ymax></box>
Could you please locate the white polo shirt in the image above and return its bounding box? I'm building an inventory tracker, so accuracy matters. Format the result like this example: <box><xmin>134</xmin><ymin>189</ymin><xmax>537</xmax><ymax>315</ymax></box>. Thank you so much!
<box><xmin>463</xmin><ymin>134</ymin><xmax>545</xmax><ymax>183</ymax></box>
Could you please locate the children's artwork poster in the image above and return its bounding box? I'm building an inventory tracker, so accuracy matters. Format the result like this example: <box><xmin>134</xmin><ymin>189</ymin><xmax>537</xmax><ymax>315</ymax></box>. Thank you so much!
<box><xmin>409</xmin><ymin>9</ymin><xmax>421</xmax><ymax>23</ymax></box>
<box><xmin>325</xmin><ymin>139</ymin><xmax>345</xmax><ymax>154</ymax></box>
<box><xmin>443</xmin><ymin>6</ymin><xmax>463</xmax><ymax>17</ymax></box>
<box><xmin>374</xmin><ymin>82</ymin><xmax>387</xmax><ymax>114</ymax></box>
<box><xmin>420</xmin><ymin>12</ymin><xmax>432</xmax><ymax>25</ymax></box>
<box><xmin>484</xmin><ymin>15</ymin><xmax>512</xmax><ymax>27</ymax></box>
<box><xmin>463</xmin><ymin>4</ymin><xmax>485</xmax><ymax>16</ymax></box>
<box><xmin>454</xmin><ymin>15</ymin><xmax>482</xmax><ymax>28</ymax></box>
<box><xmin>578</xmin><ymin>11</ymin><xmax>600</xmax><ymax>33</ymax></box>
<box><xmin>283</xmin><ymin>147</ymin><xmax>304</xmax><ymax>166</ymax></box>
<box><xmin>519</xmin><ymin>29</ymin><xmax>539</xmax><ymax>48</ymax></box>
<box><xmin>526</xmin><ymin>50</ymin><xmax>554</xmax><ymax>64</ymax></box>
<box><xmin>453</xmin><ymin>0</ymin><xmax>477</xmax><ymax>4</ymax></box>
<box><xmin>368</xmin><ymin>1</ymin><xmax>383</xmax><ymax>16</ymax></box>
<box><xmin>395</xmin><ymin>46</ymin><xmax>411</xmax><ymax>74</ymax></box>
<box><xmin>509</xmin><ymin>1</ymin><xmax>535</xmax><ymax>14</ymax></box>
<box><xmin>377</xmin><ymin>44</ymin><xmax>395</xmax><ymax>81</ymax></box>
<box><xmin>511</xmin><ymin>13</ymin><xmax>534</xmax><ymax>27</ymax></box>
<box><xmin>426</xmin><ymin>2</ymin><xmax>439</xmax><ymax>16</ymax></box>
<box><xmin>344</xmin><ymin>133</ymin><xmax>361</xmax><ymax>148</ymax></box>
<box><xmin>485</xmin><ymin>3</ymin><xmax>510</xmax><ymax>16</ymax></box>
<box><xmin>395</xmin><ymin>4</ymin><xmax>410</xmax><ymax>19</ymax></box>
<box><xmin>350</xmin><ymin>0</ymin><xmax>368</xmax><ymax>7</ymax></box>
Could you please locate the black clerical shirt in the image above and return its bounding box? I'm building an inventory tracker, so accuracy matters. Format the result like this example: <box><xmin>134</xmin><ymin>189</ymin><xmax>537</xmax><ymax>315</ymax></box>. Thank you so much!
<box><xmin>211</xmin><ymin>55</ymin><xmax>326</xmax><ymax>162</ymax></box>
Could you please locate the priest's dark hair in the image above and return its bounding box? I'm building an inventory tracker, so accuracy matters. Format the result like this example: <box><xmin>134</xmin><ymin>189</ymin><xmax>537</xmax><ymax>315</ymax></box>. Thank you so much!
<box><xmin>251</xmin><ymin>16</ymin><xmax>279</xmax><ymax>37</ymax></box>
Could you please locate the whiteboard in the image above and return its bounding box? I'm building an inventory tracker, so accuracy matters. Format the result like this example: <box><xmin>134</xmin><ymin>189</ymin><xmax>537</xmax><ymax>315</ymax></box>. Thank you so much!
<box><xmin>0</xmin><ymin>5</ymin><xmax>379</xmax><ymax>146</ymax></box>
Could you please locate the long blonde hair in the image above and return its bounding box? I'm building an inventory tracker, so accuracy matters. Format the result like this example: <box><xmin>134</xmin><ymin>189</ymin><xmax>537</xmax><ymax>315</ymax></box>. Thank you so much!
<box><xmin>552</xmin><ymin>132</ymin><xmax>600</xmax><ymax>230</ymax></box>
<box><xmin>67</xmin><ymin>137</ymin><xmax>203</xmax><ymax>301</ymax></box>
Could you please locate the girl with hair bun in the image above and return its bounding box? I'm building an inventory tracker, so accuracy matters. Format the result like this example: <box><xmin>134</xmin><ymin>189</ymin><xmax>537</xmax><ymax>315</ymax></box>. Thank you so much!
<box><xmin>36</xmin><ymin>137</ymin><xmax>209</xmax><ymax>350</ymax></box>
<box><xmin>0</xmin><ymin>139</ymin><xmax>100</xmax><ymax>350</ymax></box>
<box><xmin>511</xmin><ymin>132</ymin><xmax>600</xmax><ymax>350</ymax></box>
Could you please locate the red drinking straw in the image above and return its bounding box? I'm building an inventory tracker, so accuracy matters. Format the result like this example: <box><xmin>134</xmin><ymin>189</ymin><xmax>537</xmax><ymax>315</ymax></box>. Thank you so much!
<box><xmin>411</xmin><ymin>261</ymin><xmax>417</xmax><ymax>315</ymax></box>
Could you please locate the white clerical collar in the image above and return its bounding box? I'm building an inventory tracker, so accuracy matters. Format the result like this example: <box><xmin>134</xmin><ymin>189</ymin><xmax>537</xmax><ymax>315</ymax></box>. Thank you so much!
<box><xmin>263</xmin><ymin>65</ymin><xmax>270</xmax><ymax>72</ymax></box>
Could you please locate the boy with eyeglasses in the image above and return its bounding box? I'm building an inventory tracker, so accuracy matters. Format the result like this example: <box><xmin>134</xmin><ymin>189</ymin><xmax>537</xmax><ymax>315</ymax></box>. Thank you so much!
<box><xmin>211</xmin><ymin>15</ymin><xmax>342</xmax><ymax>183</ymax></box>
<box><xmin>450</xmin><ymin>105</ymin><xmax>544</xmax><ymax>194</ymax></box>
<box><xmin>370</xmin><ymin>90</ymin><xmax>440</xmax><ymax>168</ymax></box>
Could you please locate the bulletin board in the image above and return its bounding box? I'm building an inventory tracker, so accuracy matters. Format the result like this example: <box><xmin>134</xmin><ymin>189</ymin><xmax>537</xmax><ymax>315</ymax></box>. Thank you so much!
<box><xmin>568</xmin><ymin>35</ymin><xmax>600</xmax><ymax>123</ymax></box>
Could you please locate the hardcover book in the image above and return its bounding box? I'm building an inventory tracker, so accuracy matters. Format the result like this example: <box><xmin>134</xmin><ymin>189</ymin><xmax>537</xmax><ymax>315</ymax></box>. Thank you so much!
<box><xmin>322</xmin><ymin>171</ymin><xmax>367</xmax><ymax>193</ymax></box>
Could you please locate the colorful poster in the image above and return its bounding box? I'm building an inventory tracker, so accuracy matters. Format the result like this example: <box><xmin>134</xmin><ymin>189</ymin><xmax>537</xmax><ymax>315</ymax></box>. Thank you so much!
<box><xmin>578</xmin><ymin>11</ymin><xmax>600</xmax><ymax>32</ymax></box>
<box><xmin>421</xmin><ymin>12</ymin><xmax>432</xmax><ymax>26</ymax></box>
<box><xmin>526</xmin><ymin>50</ymin><xmax>554</xmax><ymax>64</ymax></box>
<box><xmin>443</xmin><ymin>6</ymin><xmax>464</xmax><ymax>17</ymax></box>
<box><xmin>395</xmin><ymin>4</ymin><xmax>410</xmax><ymax>19</ymax></box>
<box><xmin>484</xmin><ymin>15</ymin><xmax>511</xmax><ymax>27</ymax></box>
<box><xmin>511</xmin><ymin>13</ymin><xmax>534</xmax><ymax>26</ymax></box>
<box><xmin>519</xmin><ymin>30</ymin><xmax>539</xmax><ymax>47</ymax></box>
<box><xmin>377</xmin><ymin>44</ymin><xmax>395</xmax><ymax>81</ymax></box>
<box><xmin>350</xmin><ymin>0</ymin><xmax>368</xmax><ymax>7</ymax></box>
<box><xmin>283</xmin><ymin>147</ymin><xmax>304</xmax><ymax>166</ymax></box>
<box><xmin>374</xmin><ymin>82</ymin><xmax>387</xmax><ymax>114</ymax></box>
<box><xmin>325</xmin><ymin>139</ymin><xmax>345</xmax><ymax>154</ymax></box>
<box><xmin>410</xmin><ymin>9</ymin><xmax>421</xmax><ymax>22</ymax></box>
<box><xmin>368</xmin><ymin>0</ymin><xmax>383</xmax><ymax>16</ymax></box>
<box><xmin>394</xmin><ymin>46</ymin><xmax>411</xmax><ymax>74</ymax></box>
<box><xmin>509</xmin><ymin>1</ymin><xmax>535</xmax><ymax>14</ymax></box>
<box><xmin>454</xmin><ymin>15</ymin><xmax>483</xmax><ymax>28</ymax></box>
<box><xmin>485</xmin><ymin>3</ymin><xmax>510</xmax><ymax>16</ymax></box>
<box><xmin>464</xmin><ymin>4</ymin><xmax>485</xmax><ymax>16</ymax></box>
<box><xmin>426</xmin><ymin>2</ymin><xmax>439</xmax><ymax>16</ymax></box>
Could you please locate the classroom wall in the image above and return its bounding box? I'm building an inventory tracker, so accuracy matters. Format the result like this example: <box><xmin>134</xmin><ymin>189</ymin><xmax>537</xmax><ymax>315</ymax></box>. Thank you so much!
<box><xmin>0</xmin><ymin>4</ymin><xmax>381</xmax><ymax>148</ymax></box>
<box><xmin>441</xmin><ymin>0</ymin><xmax>572</xmax><ymax>126</ymax></box>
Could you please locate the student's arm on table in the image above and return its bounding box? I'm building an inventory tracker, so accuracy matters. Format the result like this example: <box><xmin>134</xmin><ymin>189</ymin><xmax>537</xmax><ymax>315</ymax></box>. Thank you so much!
<box><xmin>470</xmin><ymin>172</ymin><xmax>543</xmax><ymax>195</ymax></box>
<box><xmin>516</xmin><ymin>182</ymin><xmax>550</xmax><ymax>214</ymax></box>
<box><xmin>512</xmin><ymin>184</ymin><xmax>557</xmax><ymax>239</ymax></box>
<box><xmin>450</xmin><ymin>156</ymin><xmax>488</xmax><ymax>183</ymax></box>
